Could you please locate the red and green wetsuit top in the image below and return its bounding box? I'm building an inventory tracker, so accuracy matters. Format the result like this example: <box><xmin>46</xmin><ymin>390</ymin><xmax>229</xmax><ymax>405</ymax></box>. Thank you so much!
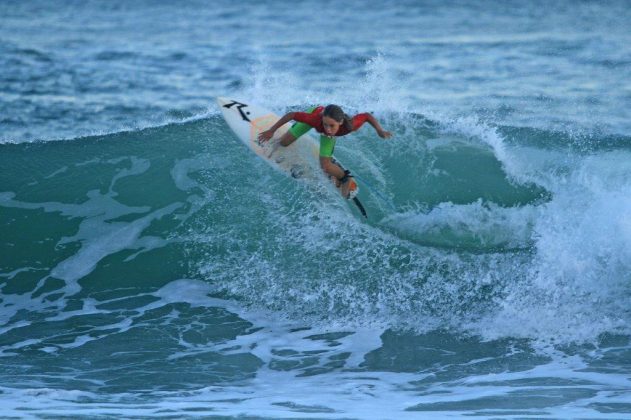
<box><xmin>288</xmin><ymin>106</ymin><xmax>370</xmax><ymax>157</ymax></box>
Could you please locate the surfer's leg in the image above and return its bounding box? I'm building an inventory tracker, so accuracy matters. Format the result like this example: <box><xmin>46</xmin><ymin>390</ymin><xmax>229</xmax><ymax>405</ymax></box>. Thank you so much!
<box><xmin>319</xmin><ymin>156</ymin><xmax>345</xmax><ymax>181</ymax></box>
<box><xmin>277</xmin><ymin>120</ymin><xmax>308</xmax><ymax>146</ymax></box>
<box><xmin>319</xmin><ymin>135</ymin><xmax>355</xmax><ymax>197</ymax></box>
<box><xmin>321</xmin><ymin>156</ymin><xmax>357</xmax><ymax>198</ymax></box>
<box><xmin>280</xmin><ymin>106</ymin><xmax>316</xmax><ymax>147</ymax></box>
<box><xmin>279</xmin><ymin>131</ymin><xmax>298</xmax><ymax>147</ymax></box>
<box><xmin>268</xmin><ymin>124</ymin><xmax>301</xmax><ymax>158</ymax></box>
<box><xmin>319</xmin><ymin>135</ymin><xmax>336</xmax><ymax>159</ymax></box>
<box><xmin>268</xmin><ymin>122</ymin><xmax>307</xmax><ymax>158</ymax></box>
<box><xmin>319</xmin><ymin>136</ymin><xmax>342</xmax><ymax>179</ymax></box>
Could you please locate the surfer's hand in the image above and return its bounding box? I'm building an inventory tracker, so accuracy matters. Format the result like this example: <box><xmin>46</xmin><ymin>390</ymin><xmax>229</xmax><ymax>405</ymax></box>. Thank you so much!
<box><xmin>258</xmin><ymin>130</ymin><xmax>274</xmax><ymax>143</ymax></box>
<box><xmin>378</xmin><ymin>130</ymin><xmax>392</xmax><ymax>139</ymax></box>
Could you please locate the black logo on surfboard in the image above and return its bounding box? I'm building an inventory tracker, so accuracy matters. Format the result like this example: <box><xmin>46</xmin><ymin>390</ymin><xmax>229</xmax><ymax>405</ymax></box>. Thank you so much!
<box><xmin>223</xmin><ymin>100</ymin><xmax>251</xmax><ymax>122</ymax></box>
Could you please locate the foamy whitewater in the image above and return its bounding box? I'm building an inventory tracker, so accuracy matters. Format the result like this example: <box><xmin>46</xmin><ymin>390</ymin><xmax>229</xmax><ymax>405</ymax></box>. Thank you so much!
<box><xmin>1</xmin><ymin>1</ymin><xmax>630</xmax><ymax>418</ymax></box>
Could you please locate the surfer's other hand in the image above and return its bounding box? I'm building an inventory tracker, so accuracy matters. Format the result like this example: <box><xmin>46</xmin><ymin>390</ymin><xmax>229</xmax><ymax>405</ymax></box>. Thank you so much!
<box><xmin>378</xmin><ymin>130</ymin><xmax>392</xmax><ymax>139</ymax></box>
<box><xmin>258</xmin><ymin>130</ymin><xmax>274</xmax><ymax>142</ymax></box>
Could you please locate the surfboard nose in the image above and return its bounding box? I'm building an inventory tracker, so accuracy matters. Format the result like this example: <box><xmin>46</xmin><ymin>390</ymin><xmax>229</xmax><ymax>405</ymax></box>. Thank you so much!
<box><xmin>216</xmin><ymin>97</ymin><xmax>231</xmax><ymax>107</ymax></box>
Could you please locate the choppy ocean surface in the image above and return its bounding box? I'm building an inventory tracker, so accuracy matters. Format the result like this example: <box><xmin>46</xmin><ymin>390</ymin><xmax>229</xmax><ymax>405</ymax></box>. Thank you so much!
<box><xmin>1</xmin><ymin>0</ymin><xmax>631</xmax><ymax>418</ymax></box>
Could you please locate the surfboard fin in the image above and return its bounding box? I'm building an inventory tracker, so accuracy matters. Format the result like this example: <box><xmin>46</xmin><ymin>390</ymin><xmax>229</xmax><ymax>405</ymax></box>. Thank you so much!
<box><xmin>352</xmin><ymin>197</ymin><xmax>368</xmax><ymax>218</ymax></box>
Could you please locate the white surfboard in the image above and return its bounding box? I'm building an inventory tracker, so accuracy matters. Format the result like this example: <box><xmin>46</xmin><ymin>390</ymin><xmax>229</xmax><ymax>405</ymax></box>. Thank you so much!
<box><xmin>216</xmin><ymin>97</ymin><xmax>367</xmax><ymax>217</ymax></box>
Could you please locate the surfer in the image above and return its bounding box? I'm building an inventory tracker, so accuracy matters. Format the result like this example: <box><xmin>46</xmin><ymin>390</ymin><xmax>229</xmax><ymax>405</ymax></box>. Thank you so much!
<box><xmin>257</xmin><ymin>105</ymin><xmax>391</xmax><ymax>188</ymax></box>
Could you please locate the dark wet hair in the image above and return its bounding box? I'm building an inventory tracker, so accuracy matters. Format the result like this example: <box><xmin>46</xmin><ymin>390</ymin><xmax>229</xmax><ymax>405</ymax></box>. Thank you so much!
<box><xmin>323</xmin><ymin>104</ymin><xmax>353</xmax><ymax>131</ymax></box>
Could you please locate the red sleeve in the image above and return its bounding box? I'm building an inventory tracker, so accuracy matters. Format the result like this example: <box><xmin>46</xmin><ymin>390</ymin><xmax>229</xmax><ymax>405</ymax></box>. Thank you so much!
<box><xmin>293</xmin><ymin>106</ymin><xmax>324</xmax><ymax>127</ymax></box>
<box><xmin>351</xmin><ymin>113</ymin><xmax>371</xmax><ymax>131</ymax></box>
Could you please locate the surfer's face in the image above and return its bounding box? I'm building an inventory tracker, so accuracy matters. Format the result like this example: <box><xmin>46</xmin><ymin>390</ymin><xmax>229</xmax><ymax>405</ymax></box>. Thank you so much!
<box><xmin>322</xmin><ymin>116</ymin><xmax>342</xmax><ymax>136</ymax></box>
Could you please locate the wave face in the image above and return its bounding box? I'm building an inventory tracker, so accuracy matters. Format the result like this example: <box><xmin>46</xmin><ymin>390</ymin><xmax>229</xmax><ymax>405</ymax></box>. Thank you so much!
<box><xmin>1</xmin><ymin>0</ymin><xmax>631</xmax><ymax>417</ymax></box>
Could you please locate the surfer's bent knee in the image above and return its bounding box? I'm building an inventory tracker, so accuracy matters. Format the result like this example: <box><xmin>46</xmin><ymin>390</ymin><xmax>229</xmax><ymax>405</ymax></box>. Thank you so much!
<box><xmin>279</xmin><ymin>131</ymin><xmax>297</xmax><ymax>147</ymax></box>
<box><xmin>282</xmin><ymin>106</ymin><xmax>317</xmax><ymax>147</ymax></box>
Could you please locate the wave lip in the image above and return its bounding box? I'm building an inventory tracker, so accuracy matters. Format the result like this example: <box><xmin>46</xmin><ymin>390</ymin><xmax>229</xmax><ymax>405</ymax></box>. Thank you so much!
<box><xmin>383</xmin><ymin>200</ymin><xmax>537</xmax><ymax>251</ymax></box>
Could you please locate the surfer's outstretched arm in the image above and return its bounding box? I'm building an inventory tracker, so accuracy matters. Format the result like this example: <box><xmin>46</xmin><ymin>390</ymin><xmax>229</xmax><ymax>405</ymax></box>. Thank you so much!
<box><xmin>258</xmin><ymin>112</ymin><xmax>296</xmax><ymax>142</ymax></box>
<box><xmin>364</xmin><ymin>114</ymin><xmax>392</xmax><ymax>139</ymax></box>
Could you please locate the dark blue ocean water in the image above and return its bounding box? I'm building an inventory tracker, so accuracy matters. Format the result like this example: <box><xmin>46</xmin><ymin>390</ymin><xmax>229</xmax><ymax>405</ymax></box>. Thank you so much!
<box><xmin>1</xmin><ymin>1</ymin><xmax>631</xmax><ymax>418</ymax></box>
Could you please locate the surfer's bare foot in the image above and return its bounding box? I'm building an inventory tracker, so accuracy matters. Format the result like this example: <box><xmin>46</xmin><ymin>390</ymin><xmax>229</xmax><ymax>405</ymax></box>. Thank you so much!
<box><xmin>339</xmin><ymin>177</ymin><xmax>358</xmax><ymax>199</ymax></box>
<box><xmin>339</xmin><ymin>178</ymin><xmax>350</xmax><ymax>198</ymax></box>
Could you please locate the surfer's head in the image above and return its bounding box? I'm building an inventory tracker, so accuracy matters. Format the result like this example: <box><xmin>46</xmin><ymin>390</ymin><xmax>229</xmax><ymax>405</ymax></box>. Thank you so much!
<box><xmin>322</xmin><ymin>104</ymin><xmax>352</xmax><ymax>136</ymax></box>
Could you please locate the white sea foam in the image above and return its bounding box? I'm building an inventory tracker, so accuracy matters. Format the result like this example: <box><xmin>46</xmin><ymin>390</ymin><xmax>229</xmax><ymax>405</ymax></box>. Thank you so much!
<box><xmin>446</xmin><ymin>119</ymin><xmax>631</xmax><ymax>343</ymax></box>
<box><xmin>382</xmin><ymin>199</ymin><xmax>537</xmax><ymax>250</ymax></box>
<box><xmin>2</xmin><ymin>2</ymin><xmax>631</xmax><ymax>417</ymax></box>
<box><xmin>1</xmin><ymin>278</ymin><xmax>628</xmax><ymax>418</ymax></box>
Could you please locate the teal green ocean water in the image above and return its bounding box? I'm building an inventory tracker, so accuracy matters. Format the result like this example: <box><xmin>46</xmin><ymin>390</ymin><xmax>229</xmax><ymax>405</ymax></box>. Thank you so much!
<box><xmin>1</xmin><ymin>0</ymin><xmax>631</xmax><ymax>417</ymax></box>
